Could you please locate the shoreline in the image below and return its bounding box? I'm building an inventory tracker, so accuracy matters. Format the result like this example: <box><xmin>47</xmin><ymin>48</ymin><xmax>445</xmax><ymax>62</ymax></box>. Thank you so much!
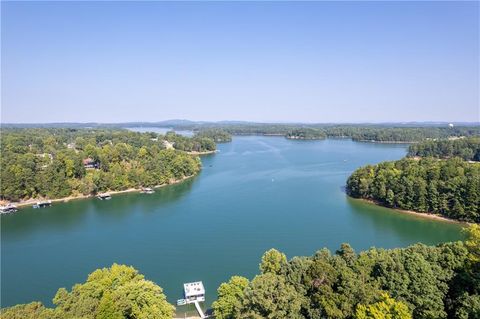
<box><xmin>350</xmin><ymin>197</ymin><xmax>469</xmax><ymax>225</ymax></box>
<box><xmin>3</xmin><ymin>174</ymin><xmax>196</xmax><ymax>210</ymax></box>
<box><xmin>187</xmin><ymin>150</ymin><xmax>218</xmax><ymax>155</ymax></box>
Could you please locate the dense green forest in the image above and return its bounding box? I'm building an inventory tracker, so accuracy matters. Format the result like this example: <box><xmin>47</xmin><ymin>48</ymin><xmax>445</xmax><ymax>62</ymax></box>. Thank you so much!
<box><xmin>164</xmin><ymin>131</ymin><xmax>216</xmax><ymax>152</ymax></box>
<box><xmin>213</xmin><ymin>225</ymin><xmax>480</xmax><ymax>319</ymax></box>
<box><xmin>346</xmin><ymin>158</ymin><xmax>480</xmax><ymax>223</ymax></box>
<box><xmin>0</xmin><ymin>128</ymin><xmax>215</xmax><ymax>202</ymax></box>
<box><xmin>5</xmin><ymin>122</ymin><xmax>480</xmax><ymax>142</ymax></box>
<box><xmin>2</xmin><ymin>225</ymin><xmax>479</xmax><ymax>319</ymax></box>
<box><xmin>286</xmin><ymin>128</ymin><xmax>327</xmax><ymax>140</ymax></box>
<box><xmin>168</xmin><ymin>123</ymin><xmax>480</xmax><ymax>142</ymax></box>
<box><xmin>195</xmin><ymin>129</ymin><xmax>233</xmax><ymax>143</ymax></box>
<box><xmin>408</xmin><ymin>137</ymin><xmax>480</xmax><ymax>161</ymax></box>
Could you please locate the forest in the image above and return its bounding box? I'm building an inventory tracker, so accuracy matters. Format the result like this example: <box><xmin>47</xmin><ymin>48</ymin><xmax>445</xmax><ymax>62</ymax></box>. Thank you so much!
<box><xmin>2</xmin><ymin>225</ymin><xmax>479</xmax><ymax>319</ymax></box>
<box><xmin>346</xmin><ymin>157</ymin><xmax>480</xmax><ymax>223</ymax></box>
<box><xmin>408</xmin><ymin>137</ymin><xmax>480</xmax><ymax>161</ymax></box>
<box><xmin>0</xmin><ymin>128</ymin><xmax>217</xmax><ymax>202</ymax></box>
<box><xmin>163</xmin><ymin>123</ymin><xmax>480</xmax><ymax>143</ymax></box>
<box><xmin>286</xmin><ymin>128</ymin><xmax>327</xmax><ymax>140</ymax></box>
<box><xmin>195</xmin><ymin>129</ymin><xmax>233</xmax><ymax>143</ymax></box>
<box><xmin>6</xmin><ymin>122</ymin><xmax>480</xmax><ymax>143</ymax></box>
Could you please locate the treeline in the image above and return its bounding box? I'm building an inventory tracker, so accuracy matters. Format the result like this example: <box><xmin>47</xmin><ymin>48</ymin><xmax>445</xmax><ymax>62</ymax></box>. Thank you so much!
<box><xmin>161</xmin><ymin>123</ymin><xmax>480</xmax><ymax>143</ymax></box>
<box><xmin>213</xmin><ymin>226</ymin><xmax>480</xmax><ymax>319</ymax></box>
<box><xmin>3</xmin><ymin>225</ymin><xmax>479</xmax><ymax>319</ymax></box>
<box><xmin>286</xmin><ymin>128</ymin><xmax>327</xmax><ymax>140</ymax></box>
<box><xmin>164</xmin><ymin>131</ymin><xmax>216</xmax><ymax>152</ymax></box>
<box><xmin>408</xmin><ymin>137</ymin><xmax>480</xmax><ymax>161</ymax></box>
<box><xmin>195</xmin><ymin>129</ymin><xmax>232</xmax><ymax>143</ymax></box>
<box><xmin>0</xmin><ymin>128</ymin><xmax>208</xmax><ymax>202</ymax></box>
<box><xmin>346</xmin><ymin>158</ymin><xmax>480</xmax><ymax>223</ymax></box>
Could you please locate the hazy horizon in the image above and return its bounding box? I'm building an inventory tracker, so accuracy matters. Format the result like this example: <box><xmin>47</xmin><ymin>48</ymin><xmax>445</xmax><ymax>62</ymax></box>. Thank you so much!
<box><xmin>2</xmin><ymin>1</ymin><xmax>479</xmax><ymax>123</ymax></box>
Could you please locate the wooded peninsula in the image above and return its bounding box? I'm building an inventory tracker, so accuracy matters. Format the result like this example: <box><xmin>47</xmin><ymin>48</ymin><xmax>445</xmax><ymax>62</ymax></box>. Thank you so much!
<box><xmin>347</xmin><ymin>138</ymin><xmax>480</xmax><ymax>223</ymax></box>
<box><xmin>0</xmin><ymin>128</ymin><xmax>228</xmax><ymax>203</ymax></box>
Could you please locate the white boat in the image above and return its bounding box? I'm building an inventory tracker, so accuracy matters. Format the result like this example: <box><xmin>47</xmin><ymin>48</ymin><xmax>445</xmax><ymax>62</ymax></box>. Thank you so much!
<box><xmin>140</xmin><ymin>187</ymin><xmax>155</xmax><ymax>194</ymax></box>
<box><xmin>0</xmin><ymin>204</ymin><xmax>18</xmax><ymax>214</ymax></box>
<box><xmin>33</xmin><ymin>200</ymin><xmax>52</xmax><ymax>209</ymax></box>
<box><xmin>97</xmin><ymin>193</ymin><xmax>112</xmax><ymax>200</ymax></box>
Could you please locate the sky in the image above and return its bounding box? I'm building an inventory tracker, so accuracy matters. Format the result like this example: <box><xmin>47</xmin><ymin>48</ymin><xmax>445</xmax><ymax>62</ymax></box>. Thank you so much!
<box><xmin>1</xmin><ymin>1</ymin><xmax>479</xmax><ymax>123</ymax></box>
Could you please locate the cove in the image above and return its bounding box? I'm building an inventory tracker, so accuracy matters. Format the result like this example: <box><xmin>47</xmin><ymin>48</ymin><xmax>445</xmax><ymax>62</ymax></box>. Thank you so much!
<box><xmin>1</xmin><ymin>136</ymin><xmax>464</xmax><ymax>308</ymax></box>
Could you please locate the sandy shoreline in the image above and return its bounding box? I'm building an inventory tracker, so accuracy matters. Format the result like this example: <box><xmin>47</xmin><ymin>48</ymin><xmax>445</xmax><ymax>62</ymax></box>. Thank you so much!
<box><xmin>351</xmin><ymin>197</ymin><xmax>469</xmax><ymax>224</ymax></box>
<box><xmin>3</xmin><ymin>175</ymin><xmax>196</xmax><ymax>209</ymax></box>
<box><xmin>187</xmin><ymin>150</ymin><xmax>218</xmax><ymax>155</ymax></box>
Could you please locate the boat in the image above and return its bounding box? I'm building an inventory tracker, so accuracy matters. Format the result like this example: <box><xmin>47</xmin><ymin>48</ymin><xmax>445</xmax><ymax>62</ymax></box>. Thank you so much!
<box><xmin>140</xmin><ymin>187</ymin><xmax>155</xmax><ymax>194</ymax></box>
<box><xmin>0</xmin><ymin>204</ymin><xmax>18</xmax><ymax>214</ymax></box>
<box><xmin>33</xmin><ymin>200</ymin><xmax>52</xmax><ymax>209</ymax></box>
<box><xmin>177</xmin><ymin>299</ymin><xmax>187</xmax><ymax>306</ymax></box>
<box><xmin>97</xmin><ymin>193</ymin><xmax>112</xmax><ymax>200</ymax></box>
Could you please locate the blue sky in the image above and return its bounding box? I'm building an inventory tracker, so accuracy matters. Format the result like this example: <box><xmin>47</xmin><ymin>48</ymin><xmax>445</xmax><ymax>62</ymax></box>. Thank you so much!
<box><xmin>2</xmin><ymin>1</ymin><xmax>479</xmax><ymax>123</ymax></box>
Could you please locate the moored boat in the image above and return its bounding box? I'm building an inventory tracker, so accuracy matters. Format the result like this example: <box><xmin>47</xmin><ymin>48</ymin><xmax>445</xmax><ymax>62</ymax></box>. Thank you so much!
<box><xmin>0</xmin><ymin>204</ymin><xmax>18</xmax><ymax>214</ymax></box>
<box><xmin>140</xmin><ymin>187</ymin><xmax>155</xmax><ymax>194</ymax></box>
<box><xmin>97</xmin><ymin>193</ymin><xmax>112</xmax><ymax>200</ymax></box>
<box><xmin>33</xmin><ymin>200</ymin><xmax>52</xmax><ymax>209</ymax></box>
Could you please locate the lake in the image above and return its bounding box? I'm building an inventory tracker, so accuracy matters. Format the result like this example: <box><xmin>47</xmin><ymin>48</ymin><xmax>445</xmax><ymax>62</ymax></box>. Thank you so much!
<box><xmin>1</xmin><ymin>136</ymin><xmax>465</xmax><ymax>309</ymax></box>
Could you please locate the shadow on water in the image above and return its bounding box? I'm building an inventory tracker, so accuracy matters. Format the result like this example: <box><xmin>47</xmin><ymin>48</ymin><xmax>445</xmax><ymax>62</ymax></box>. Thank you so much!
<box><xmin>345</xmin><ymin>196</ymin><xmax>466</xmax><ymax>246</ymax></box>
<box><xmin>1</xmin><ymin>177</ymin><xmax>197</xmax><ymax>238</ymax></box>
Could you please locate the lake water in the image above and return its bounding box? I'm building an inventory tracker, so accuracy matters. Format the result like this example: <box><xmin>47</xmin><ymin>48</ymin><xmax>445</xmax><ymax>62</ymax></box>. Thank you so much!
<box><xmin>1</xmin><ymin>136</ymin><xmax>464</xmax><ymax>309</ymax></box>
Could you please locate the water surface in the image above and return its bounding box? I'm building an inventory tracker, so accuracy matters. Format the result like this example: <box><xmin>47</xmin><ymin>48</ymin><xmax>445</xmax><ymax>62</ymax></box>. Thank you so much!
<box><xmin>1</xmin><ymin>136</ymin><xmax>464</xmax><ymax>308</ymax></box>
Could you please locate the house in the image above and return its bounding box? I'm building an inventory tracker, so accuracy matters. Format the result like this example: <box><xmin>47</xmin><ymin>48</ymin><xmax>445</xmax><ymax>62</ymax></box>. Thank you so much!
<box><xmin>183</xmin><ymin>281</ymin><xmax>205</xmax><ymax>304</ymax></box>
<box><xmin>83</xmin><ymin>158</ymin><xmax>99</xmax><ymax>169</ymax></box>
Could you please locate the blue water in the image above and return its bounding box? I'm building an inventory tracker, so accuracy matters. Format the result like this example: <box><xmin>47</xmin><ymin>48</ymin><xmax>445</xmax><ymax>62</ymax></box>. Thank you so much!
<box><xmin>1</xmin><ymin>136</ymin><xmax>464</xmax><ymax>309</ymax></box>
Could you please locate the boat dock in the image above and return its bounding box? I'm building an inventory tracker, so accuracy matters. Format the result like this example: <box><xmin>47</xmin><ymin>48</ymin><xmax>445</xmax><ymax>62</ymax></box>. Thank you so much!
<box><xmin>177</xmin><ymin>281</ymin><xmax>210</xmax><ymax>318</ymax></box>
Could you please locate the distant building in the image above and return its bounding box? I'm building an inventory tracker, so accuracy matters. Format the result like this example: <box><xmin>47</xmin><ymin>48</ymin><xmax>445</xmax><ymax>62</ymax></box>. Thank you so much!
<box><xmin>183</xmin><ymin>281</ymin><xmax>205</xmax><ymax>304</ymax></box>
<box><xmin>448</xmin><ymin>123</ymin><xmax>454</xmax><ymax>128</ymax></box>
<box><xmin>83</xmin><ymin>158</ymin><xmax>99</xmax><ymax>169</ymax></box>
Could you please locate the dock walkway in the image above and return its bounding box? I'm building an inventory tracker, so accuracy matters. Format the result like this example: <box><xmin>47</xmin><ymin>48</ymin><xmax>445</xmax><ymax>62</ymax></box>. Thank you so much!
<box><xmin>194</xmin><ymin>301</ymin><xmax>206</xmax><ymax>318</ymax></box>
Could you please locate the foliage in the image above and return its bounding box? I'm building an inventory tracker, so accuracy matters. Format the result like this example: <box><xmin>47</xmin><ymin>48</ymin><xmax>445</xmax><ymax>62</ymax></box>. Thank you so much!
<box><xmin>150</xmin><ymin>122</ymin><xmax>480</xmax><ymax>142</ymax></box>
<box><xmin>286</xmin><ymin>129</ymin><xmax>326</xmax><ymax>140</ymax></box>
<box><xmin>238</xmin><ymin>273</ymin><xmax>304</xmax><ymax>319</ymax></box>
<box><xmin>0</xmin><ymin>264</ymin><xmax>174</xmax><ymax>319</ymax></box>
<box><xmin>195</xmin><ymin>129</ymin><xmax>232</xmax><ymax>143</ymax></box>
<box><xmin>165</xmin><ymin>131</ymin><xmax>216</xmax><ymax>152</ymax></box>
<box><xmin>408</xmin><ymin>137</ymin><xmax>480</xmax><ymax>161</ymax></box>
<box><xmin>212</xmin><ymin>276</ymin><xmax>249</xmax><ymax>319</ymax></box>
<box><xmin>0</xmin><ymin>128</ymin><xmax>205</xmax><ymax>201</ymax></box>
<box><xmin>259</xmin><ymin>248</ymin><xmax>287</xmax><ymax>275</ymax></box>
<box><xmin>0</xmin><ymin>302</ymin><xmax>53</xmax><ymax>319</ymax></box>
<box><xmin>346</xmin><ymin>157</ymin><xmax>480</xmax><ymax>222</ymax></box>
<box><xmin>214</xmin><ymin>241</ymin><xmax>474</xmax><ymax>319</ymax></box>
<box><xmin>355</xmin><ymin>293</ymin><xmax>412</xmax><ymax>319</ymax></box>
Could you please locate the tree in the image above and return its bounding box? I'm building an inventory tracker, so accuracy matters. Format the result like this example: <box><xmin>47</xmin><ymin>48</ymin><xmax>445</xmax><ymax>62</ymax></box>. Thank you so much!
<box><xmin>355</xmin><ymin>293</ymin><xmax>412</xmax><ymax>319</ymax></box>
<box><xmin>52</xmin><ymin>264</ymin><xmax>174</xmax><ymax>319</ymax></box>
<box><xmin>259</xmin><ymin>248</ymin><xmax>287</xmax><ymax>275</ymax></box>
<box><xmin>212</xmin><ymin>276</ymin><xmax>249</xmax><ymax>319</ymax></box>
<box><xmin>0</xmin><ymin>302</ymin><xmax>53</xmax><ymax>319</ymax></box>
<box><xmin>238</xmin><ymin>273</ymin><xmax>304</xmax><ymax>319</ymax></box>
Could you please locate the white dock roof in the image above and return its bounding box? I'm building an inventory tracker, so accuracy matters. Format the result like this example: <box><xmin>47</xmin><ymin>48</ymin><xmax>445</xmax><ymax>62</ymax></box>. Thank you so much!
<box><xmin>184</xmin><ymin>281</ymin><xmax>205</xmax><ymax>297</ymax></box>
